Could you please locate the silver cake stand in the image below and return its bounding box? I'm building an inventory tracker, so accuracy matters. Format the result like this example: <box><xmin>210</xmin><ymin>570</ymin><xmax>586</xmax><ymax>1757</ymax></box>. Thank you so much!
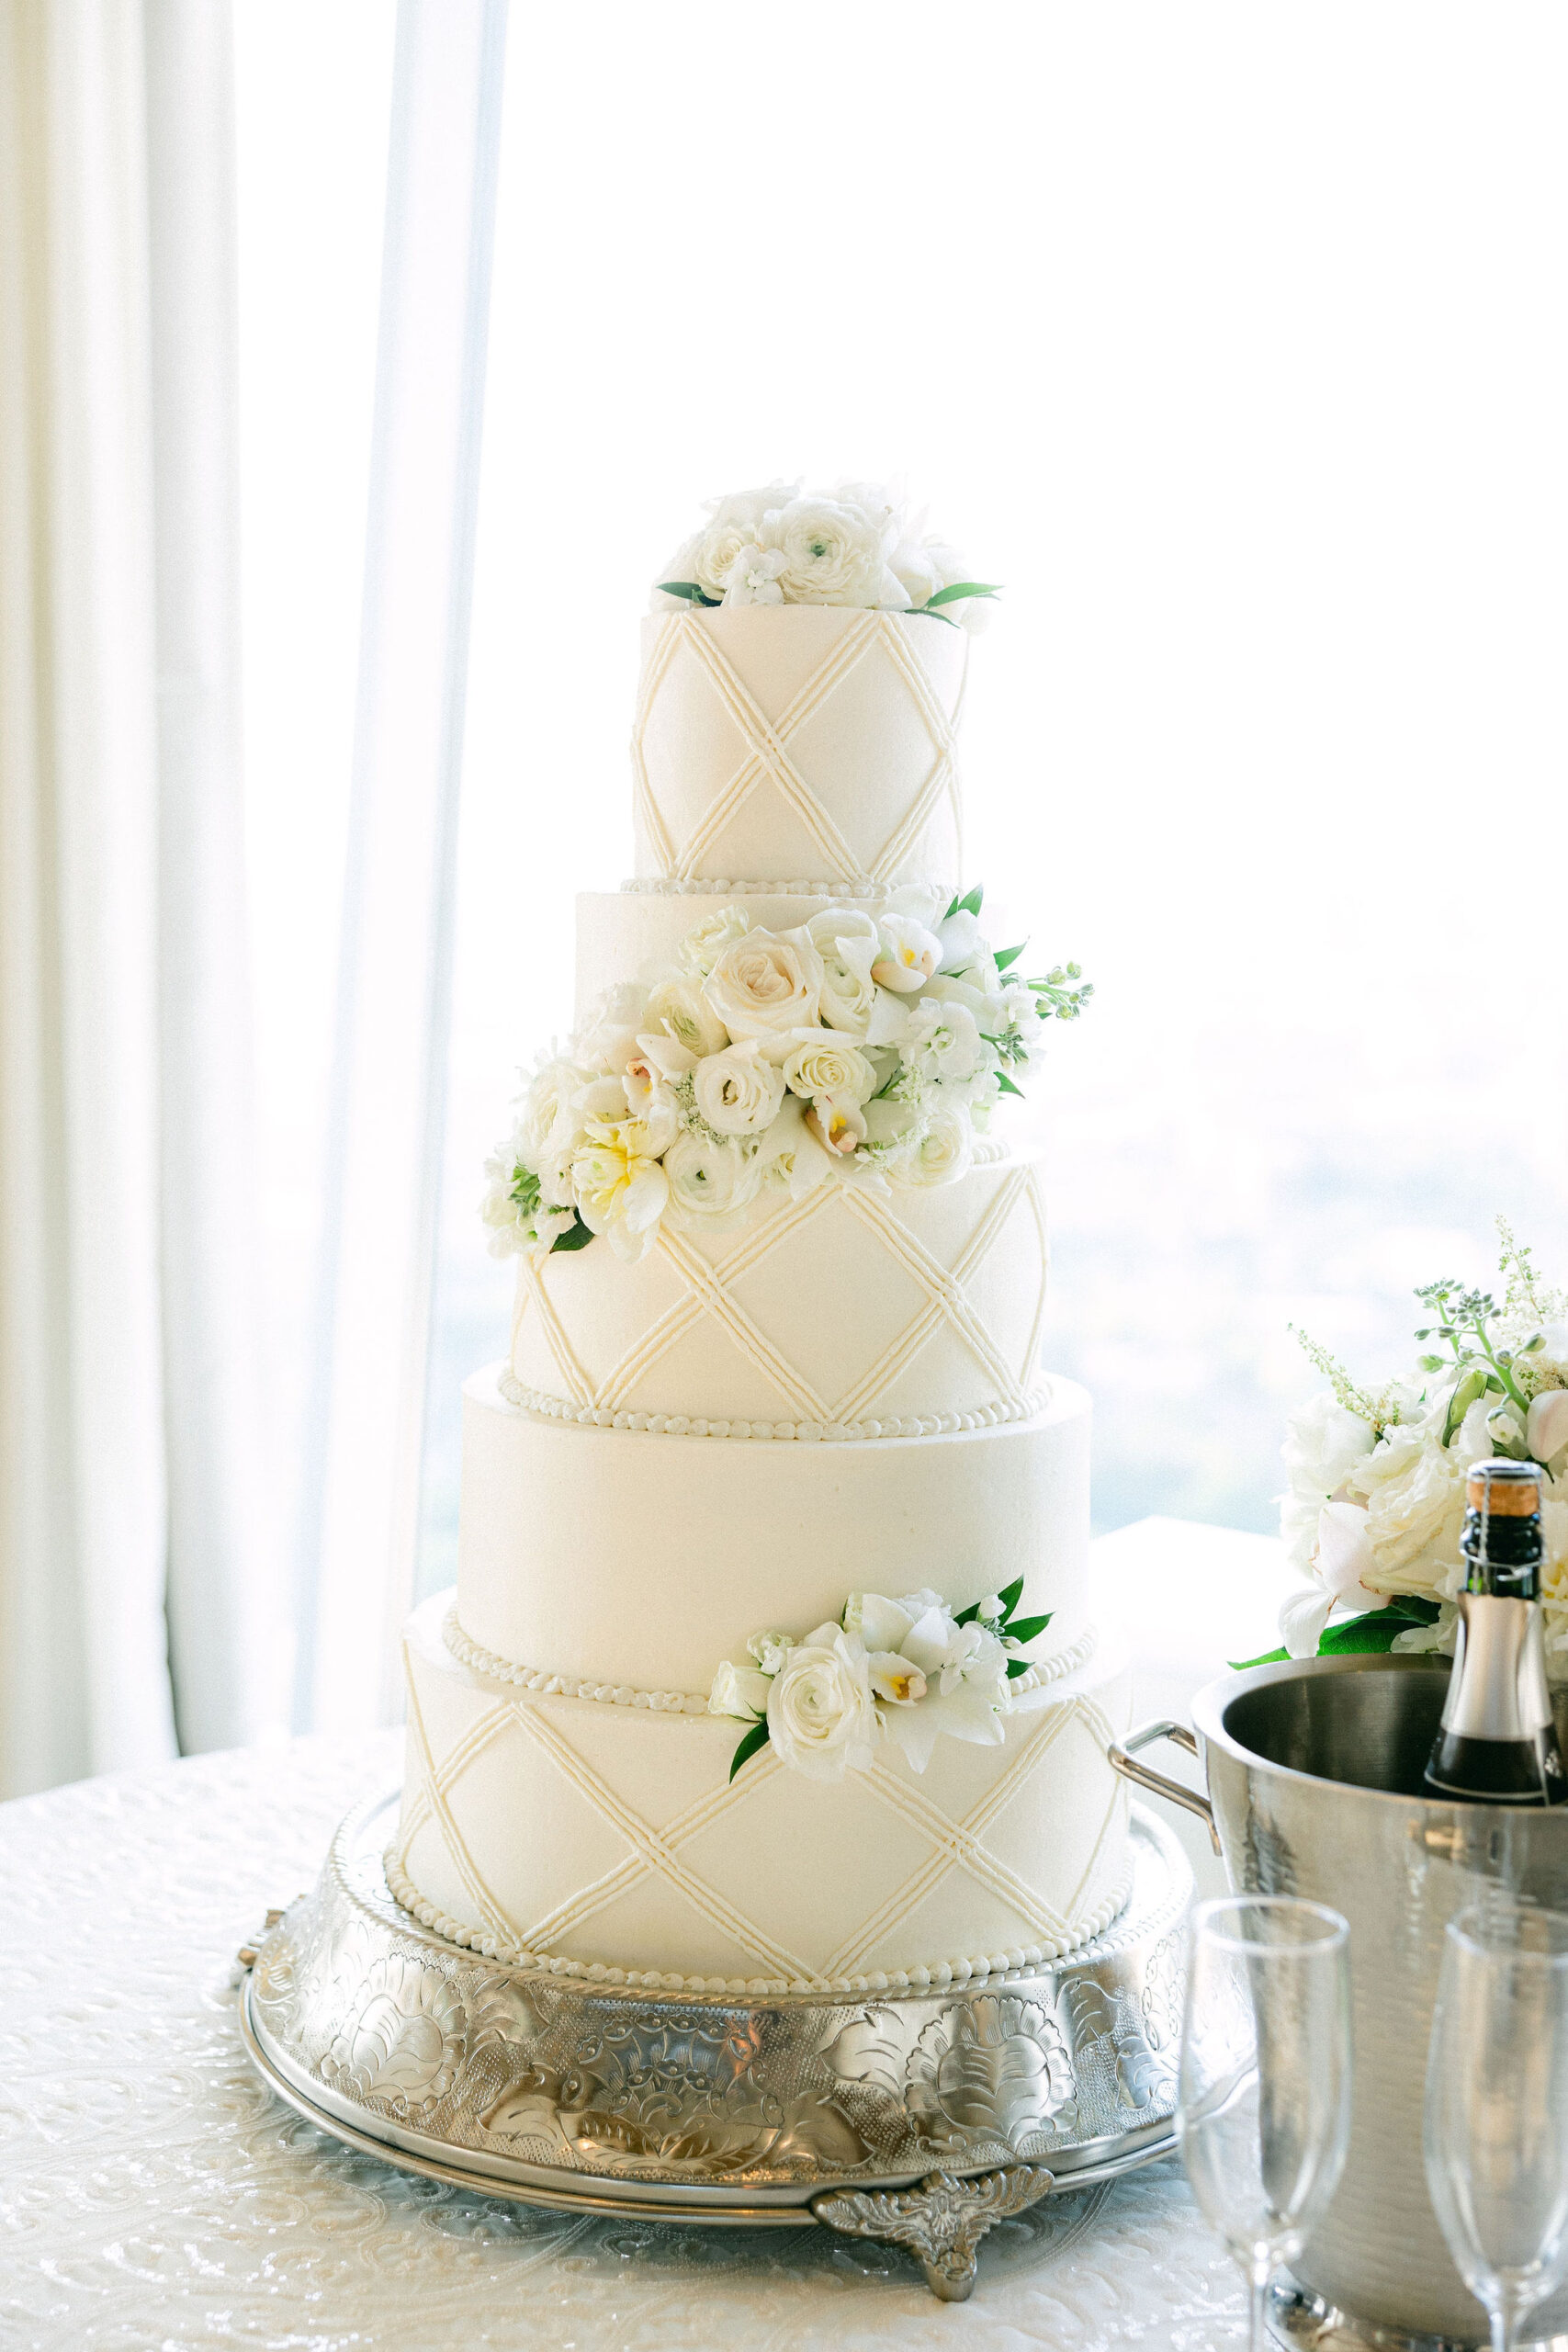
<box><xmin>239</xmin><ymin>1792</ymin><xmax>1190</xmax><ymax>2301</ymax></box>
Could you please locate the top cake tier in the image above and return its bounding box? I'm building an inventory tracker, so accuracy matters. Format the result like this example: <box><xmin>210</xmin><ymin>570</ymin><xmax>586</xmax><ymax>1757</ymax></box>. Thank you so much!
<box><xmin>631</xmin><ymin>605</ymin><xmax>968</xmax><ymax>891</ymax></box>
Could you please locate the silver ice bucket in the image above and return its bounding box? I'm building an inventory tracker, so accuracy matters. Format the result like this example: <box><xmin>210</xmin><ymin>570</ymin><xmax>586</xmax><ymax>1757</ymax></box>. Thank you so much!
<box><xmin>1112</xmin><ymin>1653</ymin><xmax>1568</xmax><ymax>2346</ymax></box>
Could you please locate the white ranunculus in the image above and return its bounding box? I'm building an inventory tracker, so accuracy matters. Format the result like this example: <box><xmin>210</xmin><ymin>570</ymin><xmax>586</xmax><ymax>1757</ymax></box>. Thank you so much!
<box><xmin>765</xmin><ymin>1626</ymin><xmax>878</xmax><ymax>1781</ymax></box>
<box><xmin>781</xmin><ymin>1033</ymin><xmax>877</xmax><ymax>1104</ymax></box>
<box><xmin>807</xmin><ymin>1091</ymin><xmax>868</xmax><ymax>1158</ymax></box>
<box><xmin>722</xmin><ymin>545</ymin><xmax>788</xmax><ymax>605</ymax></box>
<box><xmin>693</xmin><ymin>1039</ymin><xmax>786</xmax><ymax>1135</ymax></box>
<box><xmin>902</xmin><ymin>996</ymin><xmax>987</xmax><ymax>1086</ymax></box>
<box><xmin>758</xmin><ymin>496</ymin><xmax>891</xmax><ymax>608</ymax></box>
<box><xmin>1529</xmin><ymin>1390</ymin><xmax>1568</xmax><ymax>1465</ymax></box>
<box><xmin>645</xmin><ymin>975</ymin><xmax>729</xmax><ymax>1061</ymax></box>
<box><xmin>872</xmin><ymin>913</ymin><xmax>943</xmax><ymax>993</ymax></box>
<box><xmin>902</xmin><ymin>1106</ymin><xmax>974</xmax><ymax>1187</ymax></box>
<box><xmin>708</xmin><ymin>1659</ymin><xmax>773</xmax><ymax>1722</ymax></box>
<box><xmin>678</xmin><ymin>903</ymin><xmax>752</xmax><ymax>978</ymax></box>
<box><xmin>704</xmin><ymin>926</ymin><xmax>824</xmax><ymax>1057</ymax></box>
<box><xmin>570</xmin><ymin>1113</ymin><xmax>674</xmax><ymax>1262</ymax></box>
<box><xmin>754</xmin><ymin>1092</ymin><xmax>834</xmax><ymax>1200</ymax></box>
<box><xmin>705</xmin><ymin>479</ymin><xmax>802</xmax><ymax>530</ymax></box>
<box><xmin>662</xmin><ymin>1129</ymin><xmax>761</xmax><ymax>1229</ymax></box>
<box><xmin>576</xmin><ymin>982</ymin><xmax>651</xmax><ymax>1076</ymax></box>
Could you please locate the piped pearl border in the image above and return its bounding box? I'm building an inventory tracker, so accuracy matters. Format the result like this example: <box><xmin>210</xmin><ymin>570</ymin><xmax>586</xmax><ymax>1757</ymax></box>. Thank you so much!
<box><xmin>441</xmin><ymin>1605</ymin><xmax>1100</xmax><ymax>1714</ymax></box>
<box><xmin>382</xmin><ymin>1847</ymin><xmax>1136</xmax><ymax>2001</ymax></box>
<box><xmin>622</xmin><ymin>876</ymin><xmax>958</xmax><ymax>901</ymax></box>
<box><xmin>494</xmin><ymin>1369</ymin><xmax>1052</xmax><ymax>1444</ymax></box>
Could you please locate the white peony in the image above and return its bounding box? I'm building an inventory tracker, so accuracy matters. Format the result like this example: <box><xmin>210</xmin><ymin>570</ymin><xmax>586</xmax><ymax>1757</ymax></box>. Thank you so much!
<box><xmin>570</xmin><ymin>1113</ymin><xmax>674</xmax><ymax>1262</ymax></box>
<box><xmin>721</xmin><ymin>546</ymin><xmax>788</xmax><ymax>605</ymax></box>
<box><xmin>872</xmin><ymin>913</ymin><xmax>943</xmax><ymax>993</ymax></box>
<box><xmin>1356</xmin><ymin>1411</ymin><xmax>1467</xmax><ymax>1585</ymax></box>
<box><xmin>693</xmin><ymin>1040</ymin><xmax>786</xmax><ymax>1136</ymax></box>
<box><xmin>902</xmin><ymin>996</ymin><xmax>987</xmax><ymax>1086</ymax></box>
<box><xmin>901</xmin><ymin>1106</ymin><xmax>974</xmax><ymax>1187</ymax></box>
<box><xmin>807</xmin><ymin>1091</ymin><xmax>868</xmax><ymax>1157</ymax></box>
<box><xmin>758</xmin><ymin>496</ymin><xmax>901</xmax><ymax>609</ymax></box>
<box><xmin>781</xmin><ymin>1033</ymin><xmax>877</xmax><ymax>1104</ymax></box>
<box><xmin>662</xmin><ymin>1129</ymin><xmax>761</xmax><ymax>1229</ymax></box>
<box><xmin>678</xmin><ymin>904</ymin><xmax>751</xmax><ymax>978</ymax></box>
<box><xmin>708</xmin><ymin>1659</ymin><xmax>773</xmax><ymax>1722</ymax></box>
<box><xmin>704</xmin><ymin>926</ymin><xmax>824</xmax><ymax>1057</ymax></box>
<box><xmin>754</xmin><ymin>1092</ymin><xmax>834</xmax><ymax>1200</ymax></box>
<box><xmin>644</xmin><ymin>975</ymin><xmax>729</xmax><ymax>1061</ymax></box>
<box><xmin>765</xmin><ymin>1626</ymin><xmax>879</xmax><ymax>1781</ymax></box>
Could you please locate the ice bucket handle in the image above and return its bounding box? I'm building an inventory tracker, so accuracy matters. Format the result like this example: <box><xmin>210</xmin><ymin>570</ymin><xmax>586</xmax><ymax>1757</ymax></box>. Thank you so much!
<box><xmin>1108</xmin><ymin>1719</ymin><xmax>1221</xmax><ymax>1853</ymax></box>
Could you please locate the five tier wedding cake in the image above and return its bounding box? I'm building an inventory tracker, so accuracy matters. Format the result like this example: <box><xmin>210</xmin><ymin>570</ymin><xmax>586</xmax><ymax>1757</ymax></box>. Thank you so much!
<box><xmin>389</xmin><ymin>481</ymin><xmax>1132</xmax><ymax>2000</ymax></box>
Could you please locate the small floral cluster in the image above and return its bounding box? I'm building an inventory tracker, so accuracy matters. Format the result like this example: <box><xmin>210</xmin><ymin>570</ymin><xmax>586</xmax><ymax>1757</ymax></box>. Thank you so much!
<box><xmin>709</xmin><ymin>1577</ymin><xmax>1053</xmax><ymax>1782</ymax></box>
<box><xmin>480</xmin><ymin>887</ymin><xmax>1089</xmax><ymax>1264</ymax></box>
<box><xmin>1276</xmin><ymin>1221</ymin><xmax>1568</xmax><ymax>1675</ymax></box>
<box><xmin>652</xmin><ymin>478</ymin><xmax>998</xmax><ymax>631</ymax></box>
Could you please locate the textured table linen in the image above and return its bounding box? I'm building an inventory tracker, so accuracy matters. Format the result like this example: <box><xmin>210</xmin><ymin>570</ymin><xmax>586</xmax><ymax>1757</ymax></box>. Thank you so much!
<box><xmin>1</xmin><ymin>1520</ymin><xmax>1290</xmax><ymax>2347</ymax></box>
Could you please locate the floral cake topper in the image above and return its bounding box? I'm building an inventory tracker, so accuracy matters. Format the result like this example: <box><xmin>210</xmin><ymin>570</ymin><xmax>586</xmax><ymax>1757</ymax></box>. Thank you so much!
<box><xmin>651</xmin><ymin>478</ymin><xmax>999</xmax><ymax>628</ymax></box>
<box><xmin>482</xmin><ymin>886</ymin><xmax>1089</xmax><ymax>1265</ymax></box>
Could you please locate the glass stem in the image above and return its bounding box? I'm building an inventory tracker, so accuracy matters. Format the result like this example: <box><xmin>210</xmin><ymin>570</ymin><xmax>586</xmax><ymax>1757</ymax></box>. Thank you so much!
<box><xmin>1249</xmin><ymin>2259</ymin><xmax>1272</xmax><ymax>2352</ymax></box>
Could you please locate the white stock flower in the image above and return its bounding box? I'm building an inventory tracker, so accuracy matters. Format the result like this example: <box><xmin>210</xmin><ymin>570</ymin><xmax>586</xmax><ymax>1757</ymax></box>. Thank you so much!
<box><xmin>645</xmin><ymin>975</ymin><xmax>729</xmax><ymax>1061</ymax></box>
<box><xmin>758</xmin><ymin>496</ymin><xmax>896</xmax><ymax>608</ymax></box>
<box><xmin>872</xmin><ymin>913</ymin><xmax>942</xmax><ymax>992</ymax></box>
<box><xmin>782</xmin><ymin>1033</ymin><xmax>877</xmax><ymax>1103</ymax></box>
<box><xmin>747</xmin><ymin>1628</ymin><xmax>795</xmax><ymax>1675</ymax></box>
<box><xmin>807</xmin><ymin>1092</ymin><xmax>868</xmax><ymax>1157</ymax></box>
<box><xmin>575</xmin><ymin>982</ymin><xmax>651</xmax><ymax>1076</ymax></box>
<box><xmin>754</xmin><ymin>1092</ymin><xmax>834</xmax><ymax>1200</ymax></box>
<box><xmin>765</xmin><ymin>1626</ymin><xmax>878</xmax><ymax>1781</ymax></box>
<box><xmin>708</xmin><ymin>1659</ymin><xmax>773</xmax><ymax>1722</ymax></box>
<box><xmin>902</xmin><ymin>1106</ymin><xmax>974</xmax><ymax>1187</ymax></box>
<box><xmin>570</xmin><ymin>1114</ymin><xmax>673</xmax><ymax>1262</ymax></box>
<box><xmin>678</xmin><ymin>904</ymin><xmax>751</xmax><ymax>978</ymax></box>
<box><xmin>704</xmin><ymin>926</ymin><xmax>824</xmax><ymax>1057</ymax></box>
<box><xmin>721</xmin><ymin>546</ymin><xmax>788</xmax><ymax>605</ymax></box>
<box><xmin>663</xmin><ymin>1129</ymin><xmax>761</xmax><ymax>1229</ymax></box>
<box><xmin>693</xmin><ymin>1040</ymin><xmax>786</xmax><ymax>1135</ymax></box>
<box><xmin>902</xmin><ymin>996</ymin><xmax>987</xmax><ymax>1086</ymax></box>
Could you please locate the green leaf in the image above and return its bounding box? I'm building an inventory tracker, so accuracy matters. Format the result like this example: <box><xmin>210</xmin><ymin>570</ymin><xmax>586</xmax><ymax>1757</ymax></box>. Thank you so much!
<box><xmin>1442</xmin><ymin>1364</ymin><xmax>1488</xmax><ymax>1444</ymax></box>
<box><xmin>656</xmin><ymin>580</ymin><xmax>721</xmax><ymax>606</ymax></box>
<box><xmin>907</xmin><ymin>603</ymin><xmax>959</xmax><ymax>626</ymax></box>
<box><xmin>925</xmin><ymin>582</ymin><xmax>1002</xmax><ymax>608</ymax></box>
<box><xmin>993</xmin><ymin>943</ymin><xmax>1026</xmax><ymax>971</ymax></box>
<box><xmin>1004</xmin><ymin>1611</ymin><xmax>1053</xmax><ymax>1646</ymax></box>
<box><xmin>728</xmin><ymin>1719</ymin><xmax>772</xmax><ymax>1782</ymax></box>
<box><xmin>1231</xmin><ymin>1596</ymin><xmax>1441</xmax><ymax>1673</ymax></box>
<box><xmin>995</xmin><ymin>1574</ymin><xmax>1025</xmax><ymax>1621</ymax></box>
<box><xmin>996</xmin><ymin>1072</ymin><xmax>1024</xmax><ymax>1097</ymax></box>
<box><xmin>1230</xmin><ymin>1645</ymin><xmax>1291</xmax><ymax>1670</ymax></box>
<box><xmin>954</xmin><ymin>885</ymin><xmax>984</xmax><ymax>918</ymax></box>
<box><xmin>550</xmin><ymin>1215</ymin><xmax>595</xmax><ymax>1254</ymax></box>
<box><xmin>1006</xmin><ymin>1657</ymin><xmax>1033</xmax><ymax>1679</ymax></box>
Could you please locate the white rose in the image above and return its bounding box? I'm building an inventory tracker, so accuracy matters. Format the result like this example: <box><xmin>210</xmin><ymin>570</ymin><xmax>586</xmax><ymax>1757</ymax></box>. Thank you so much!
<box><xmin>704</xmin><ymin>926</ymin><xmax>824</xmax><ymax>1057</ymax></box>
<box><xmin>693</xmin><ymin>1040</ymin><xmax>786</xmax><ymax>1136</ymax></box>
<box><xmin>570</xmin><ymin>1114</ymin><xmax>673</xmax><ymax>1263</ymax></box>
<box><xmin>901</xmin><ymin>1107</ymin><xmax>974</xmax><ymax>1187</ymax></box>
<box><xmin>663</xmin><ymin>1129</ymin><xmax>761</xmax><ymax>1229</ymax></box>
<box><xmin>807</xmin><ymin>1091</ymin><xmax>868</xmax><ymax>1158</ymax></box>
<box><xmin>645</xmin><ymin>975</ymin><xmax>729</xmax><ymax>1060</ymax></box>
<box><xmin>678</xmin><ymin>904</ymin><xmax>751</xmax><ymax>978</ymax></box>
<box><xmin>708</xmin><ymin>1659</ymin><xmax>773</xmax><ymax>1722</ymax></box>
<box><xmin>765</xmin><ymin>1626</ymin><xmax>879</xmax><ymax>1781</ymax></box>
<box><xmin>902</xmin><ymin>997</ymin><xmax>987</xmax><ymax>1085</ymax></box>
<box><xmin>782</xmin><ymin>1034</ymin><xmax>877</xmax><ymax>1103</ymax></box>
<box><xmin>722</xmin><ymin>546</ymin><xmax>788</xmax><ymax>605</ymax></box>
<box><xmin>575</xmin><ymin>982</ymin><xmax>650</xmax><ymax>1076</ymax></box>
<box><xmin>872</xmin><ymin>913</ymin><xmax>942</xmax><ymax>993</ymax></box>
<box><xmin>758</xmin><ymin>496</ymin><xmax>894</xmax><ymax>608</ymax></box>
<box><xmin>754</xmin><ymin>1092</ymin><xmax>834</xmax><ymax>1200</ymax></box>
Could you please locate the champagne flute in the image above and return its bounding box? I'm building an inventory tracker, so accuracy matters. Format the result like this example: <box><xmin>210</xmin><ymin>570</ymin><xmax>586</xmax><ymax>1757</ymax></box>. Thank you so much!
<box><xmin>1425</xmin><ymin>1903</ymin><xmax>1568</xmax><ymax>2352</ymax></box>
<box><xmin>1179</xmin><ymin>1894</ymin><xmax>1352</xmax><ymax>2352</ymax></box>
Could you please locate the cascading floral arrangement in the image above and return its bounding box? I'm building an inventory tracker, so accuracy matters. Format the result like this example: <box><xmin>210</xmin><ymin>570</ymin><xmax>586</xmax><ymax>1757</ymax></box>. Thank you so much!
<box><xmin>650</xmin><ymin>477</ymin><xmax>999</xmax><ymax>628</ymax></box>
<box><xmin>709</xmin><ymin>1577</ymin><xmax>1055</xmax><ymax>1783</ymax></box>
<box><xmin>481</xmin><ymin>887</ymin><xmax>1090</xmax><ymax>1265</ymax></box>
<box><xmin>1271</xmin><ymin>1221</ymin><xmax>1568</xmax><ymax>1675</ymax></box>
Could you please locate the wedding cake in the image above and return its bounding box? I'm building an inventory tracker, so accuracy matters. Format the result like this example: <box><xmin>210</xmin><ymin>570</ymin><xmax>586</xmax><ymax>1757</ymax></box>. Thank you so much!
<box><xmin>389</xmin><ymin>481</ymin><xmax>1132</xmax><ymax>2000</ymax></box>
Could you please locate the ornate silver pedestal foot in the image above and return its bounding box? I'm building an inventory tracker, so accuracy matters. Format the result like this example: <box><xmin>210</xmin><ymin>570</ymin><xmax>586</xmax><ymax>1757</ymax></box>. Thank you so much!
<box><xmin>813</xmin><ymin>2164</ymin><xmax>1055</xmax><ymax>2301</ymax></box>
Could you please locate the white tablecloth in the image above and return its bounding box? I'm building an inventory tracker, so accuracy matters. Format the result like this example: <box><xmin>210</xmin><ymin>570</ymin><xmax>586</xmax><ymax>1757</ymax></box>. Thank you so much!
<box><xmin>0</xmin><ymin>1519</ymin><xmax>1291</xmax><ymax>2348</ymax></box>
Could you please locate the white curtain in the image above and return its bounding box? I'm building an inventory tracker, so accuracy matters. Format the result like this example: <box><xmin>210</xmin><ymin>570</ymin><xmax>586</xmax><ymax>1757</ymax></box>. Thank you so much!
<box><xmin>0</xmin><ymin>0</ymin><xmax>283</xmax><ymax>1795</ymax></box>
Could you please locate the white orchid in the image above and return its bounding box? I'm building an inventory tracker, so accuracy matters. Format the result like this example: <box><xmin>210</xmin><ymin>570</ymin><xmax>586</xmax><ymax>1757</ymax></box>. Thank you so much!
<box><xmin>871</xmin><ymin>913</ymin><xmax>942</xmax><ymax>993</ymax></box>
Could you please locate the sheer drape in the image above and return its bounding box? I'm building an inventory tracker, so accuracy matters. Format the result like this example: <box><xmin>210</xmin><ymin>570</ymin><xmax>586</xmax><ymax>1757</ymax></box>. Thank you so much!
<box><xmin>0</xmin><ymin>0</ymin><xmax>283</xmax><ymax>1794</ymax></box>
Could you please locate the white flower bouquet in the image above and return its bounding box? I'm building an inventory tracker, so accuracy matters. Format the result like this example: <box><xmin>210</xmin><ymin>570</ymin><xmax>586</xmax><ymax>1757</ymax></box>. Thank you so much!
<box><xmin>481</xmin><ymin>886</ymin><xmax>1089</xmax><ymax>1264</ymax></box>
<box><xmin>651</xmin><ymin>477</ymin><xmax>998</xmax><ymax>631</ymax></box>
<box><xmin>709</xmin><ymin>1576</ymin><xmax>1055</xmax><ymax>1782</ymax></box>
<box><xmin>1272</xmin><ymin>1222</ymin><xmax>1568</xmax><ymax>1676</ymax></box>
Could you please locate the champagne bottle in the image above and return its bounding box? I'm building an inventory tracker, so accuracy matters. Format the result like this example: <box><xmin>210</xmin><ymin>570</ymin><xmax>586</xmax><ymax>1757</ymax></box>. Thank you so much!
<box><xmin>1423</xmin><ymin>1457</ymin><xmax>1567</xmax><ymax>1805</ymax></box>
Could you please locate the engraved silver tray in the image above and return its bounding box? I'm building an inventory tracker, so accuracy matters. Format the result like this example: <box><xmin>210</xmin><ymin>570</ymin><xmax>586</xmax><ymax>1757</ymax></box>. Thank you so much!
<box><xmin>239</xmin><ymin>1792</ymin><xmax>1190</xmax><ymax>2300</ymax></box>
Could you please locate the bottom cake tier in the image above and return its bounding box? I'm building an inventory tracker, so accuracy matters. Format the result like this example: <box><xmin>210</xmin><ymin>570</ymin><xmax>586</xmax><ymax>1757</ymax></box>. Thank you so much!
<box><xmin>389</xmin><ymin>1592</ymin><xmax>1133</xmax><ymax>1997</ymax></box>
